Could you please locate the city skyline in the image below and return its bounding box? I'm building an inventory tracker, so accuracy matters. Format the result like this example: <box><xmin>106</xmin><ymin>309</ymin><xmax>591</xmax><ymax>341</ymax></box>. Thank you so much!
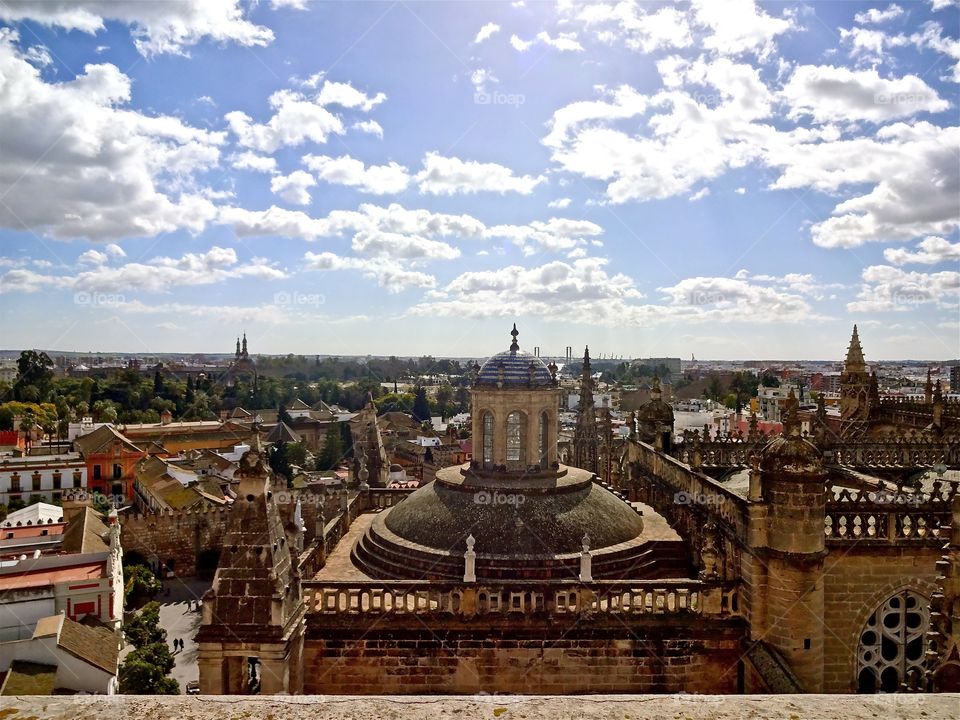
<box><xmin>0</xmin><ymin>1</ymin><xmax>957</xmax><ymax>360</ymax></box>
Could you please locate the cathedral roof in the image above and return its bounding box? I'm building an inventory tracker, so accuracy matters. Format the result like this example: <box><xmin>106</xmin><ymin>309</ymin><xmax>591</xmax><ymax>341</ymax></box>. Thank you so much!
<box><xmin>475</xmin><ymin>324</ymin><xmax>554</xmax><ymax>388</ymax></box>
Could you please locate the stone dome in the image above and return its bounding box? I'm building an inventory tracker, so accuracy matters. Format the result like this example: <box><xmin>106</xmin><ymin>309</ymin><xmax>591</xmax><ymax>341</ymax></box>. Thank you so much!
<box><xmin>759</xmin><ymin>434</ymin><xmax>823</xmax><ymax>476</ymax></box>
<box><xmin>350</xmin><ymin>463</ymin><xmax>689</xmax><ymax>582</ymax></box>
<box><xmin>384</xmin><ymin>467</ymin><xmax>641</xmax><ymax>556</ymax></box>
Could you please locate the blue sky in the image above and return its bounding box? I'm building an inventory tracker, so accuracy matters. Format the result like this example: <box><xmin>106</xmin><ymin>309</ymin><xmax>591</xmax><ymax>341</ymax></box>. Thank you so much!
<box><xmin>0</xmin><ymin>0</ymin><xmax>956</xmax><ymax>360</ymax></box>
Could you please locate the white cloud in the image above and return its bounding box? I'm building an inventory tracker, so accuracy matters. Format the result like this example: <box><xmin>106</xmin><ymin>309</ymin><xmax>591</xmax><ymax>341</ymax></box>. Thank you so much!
<box><xmin>270</xmin><ymin>170</ymin><xmax>317</xmax><ymax>205</ymax></box>
<box><xmin>847</xmin><ymin>265</ymin><xmax>960</xmax><ymax>312</ymax></box>
<box><xmin>221</xmin><ymin>202</ymin><xmax>487</xmax><ymax>244</ymax></box>
<box><xmin>304</xmin><ymin>251</ymin><xmax>437</xmax><ymax>293</ymax></box>
<box><xmin>484</xmin><ymin>218</ymin><xmax>603</xmax><ymax>255</ymax></box>
<box><xmin>350</xmin><ymin>230</ymin><xmax>460</xmax><ymax>261</ymax></box>
<box><xmin>416</xmin><ymin>152</ymin><xmax>545</xmax><ymax>195</ymax></box>
<box><xmin>470</xmin><ymin>67</ymin><xmax>499</xmax><ymax>94</ymax></box>
<box><xmin>511</xmin><ymin>31</ymin><xmax>583</xmax><ymax>53</ymax></box>
<box><xmin>0</xmin><ymin>0</ymin><xmax>274</xmax><ymax>56</ymax></box>
<box><xmin>105</xmin><ymin>243</ymin><xmax>126</xmax><ymax>258</ymax></box>
<box><xmin>546</xmin><ymin>58</ymin><xmax>957</xmax><ymax>250</ymax></box>
<box><xmin>474</xmin><ymin>22</ymin><xmax>501</xmax><ymax>44</ymax></box>
<box><xmin>797</xmin><ymin>124</ymin><xmax>960</xmax><ymax>248</ymax></box>
<box><xmin>545</xmin><ymin>58</ymin><xmax>772</xmax><ymax>203</ymax></box>
<box><xmin>352</xmin><ymin>120</ymin><xmax>384</xmax><ymax>138</ymax></box>
<box><xmin>0</xmin><ymin>246</ymin><xmax>286</xmax><ymax>294</ymax></box>
<box><xmin>855</xmin><ymin>5</ymin><xmax>904</xmax><ymax>24</ymax></box>
<box><xmin>547</xmin><ymin>197</ymin><xmax>572</xmax><ymax>209</ymax></box>
<box><xmin>412</xmin><ymin>259</ymin><xmax>815</xmax><ymax>326</ymax></box>
<box><xmin>0</xmin><ymin>29</ymin><xmax>221</xmax><ymax>242</ymax></box>
<box><xmin>303</xmin><ymin>154</ymin><xmax>411</xmax><ymax>195</ymax></box>
<box><xmin>226</xmin><ymin>80</ymin><xmax>384</xmax><ymax>153</ymax></box>
<box><xmin>735</xmin><ymin>187</ymin><xmax>746</xmax><ymax>194</ymax></box>
<box><xmin>315</xmin><ymin>80</ymin><xmax>386</xmax><ymax>111</ymax></box>
<box><xmin>78</xmin><ymin>250</ymin><xmax>108</xmax><ymax>265</ymax></box>
<box><xmin>226</xmin><ymin>90</ymin><xmax>343</xmax><ymax>153</ymax></box>
<box><xmin>883</xmin><ymin>236</ymin><xmax>960</xmax><ymax>265</ymax></box>
<box><xmin>574</xmin><ymin>3</ymin><xmax>692</xmax><ymax>53</ymax></box>
<box><xmin>691</xmin><ymin>0</ymin><xmax>794</xmax><ymax>60</ymax></box>
<box><xmin>688</xmin><ymin>187</ymin><xmax>711</xmax><ymax>201</ymax></box>
<box><xmin>656</xmin><ymin>275</ymin><xmax>817</xmax><ymax>322</ymax></box>
<box><xmin>230</xmin><ymin>151</ymin><xmax>279</xmax><ymax>174</ymax></box>
<box><xmin>781</xmin><ymin>65</ymin><xmax>948</xmax><ymax>123</ymax></box>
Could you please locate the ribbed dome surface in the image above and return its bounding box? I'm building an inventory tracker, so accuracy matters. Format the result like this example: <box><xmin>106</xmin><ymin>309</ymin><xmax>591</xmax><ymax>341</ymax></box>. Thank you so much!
<box><xmin>383</xmin><ymin>468</ymin><xmax>643</xmax><ymax>556</ymax></box>
<box><xmin>476</xmin><ymin>350</ymin><xmax>554</xmax><ymax>388</ymax></box>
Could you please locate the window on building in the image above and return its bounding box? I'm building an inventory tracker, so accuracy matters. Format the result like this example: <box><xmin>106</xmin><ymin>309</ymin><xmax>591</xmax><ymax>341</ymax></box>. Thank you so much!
<box><xmin>113</xmin><ymin>464</ymin><xmax>122</xmax><ymax>480</ymax></box>
<box><xmin>93</xmin><ymin>465</ymin><xmax>101</xmax><ymax>481</ymax></box>
<box><xmin>538</xmin><ymin>411</ymin><xmax>549</xmax><ymax>467</ymax></box>
<box><xmin>32</xmin><ymin>473</ymin><xmax>42</xmax><ymax>491</ymax></box>
<box><xmin>73</xmin><ymin>471</ymin><xmax>82</xmax><ymax>488</ymax></box>
<box><xmin>10</xmin><ymin>474</ymin><xmax>20</xmax><ymax>492</ymax></box>
<box><xmin>857</xmin><ymin>590</ymin><xmax>928</xmax><ymax>693</ymax></box>
<box><xmin>482</xmin><ymin>412</ymin><xmax>494</xmax><ymax>465</ymax></box>
<box><xmin>506</xmin><ymin>411</ymin><xmax>526</xmax><ymax>463</ymax></box>
<box><xmin>52</xmin><ymin>472</ymin><xmax>61</xmax><ymax>490</ymax></box>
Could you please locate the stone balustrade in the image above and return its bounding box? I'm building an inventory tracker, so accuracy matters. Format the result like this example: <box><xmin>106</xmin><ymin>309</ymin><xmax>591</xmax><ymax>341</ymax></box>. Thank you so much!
<box><xmin>824</xmin><ymin>507</ymin><xmax>951</xmax><ymax>543</ymax></box>
<box><xmin>302</xmin><ymin>579</ymin><xmax>741</xmax><ymax>619</ymax></box>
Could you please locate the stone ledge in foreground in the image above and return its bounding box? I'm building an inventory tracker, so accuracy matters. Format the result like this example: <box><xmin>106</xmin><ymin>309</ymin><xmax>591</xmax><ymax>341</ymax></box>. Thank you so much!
<box><xmin>2</xmin><ymin>694</ymin><xmax>959</xmax><ymax>720</ymax></box>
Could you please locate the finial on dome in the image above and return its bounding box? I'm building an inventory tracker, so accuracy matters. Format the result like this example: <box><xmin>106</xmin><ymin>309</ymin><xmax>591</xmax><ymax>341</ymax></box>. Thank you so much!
<box><xmin>509</xmin><ymin>323</ymin><xmax>519</xmax><ymax>353</ymax></box>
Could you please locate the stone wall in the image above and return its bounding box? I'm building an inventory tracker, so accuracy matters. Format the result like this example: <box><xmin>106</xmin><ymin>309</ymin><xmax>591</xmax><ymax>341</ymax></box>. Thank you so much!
<box><xmin>121</xmin><ymin>507</ymin><xmax>230</xmax><ymax>576</ymax></box>
<box><xmin>302</xmin><ymin>617</ymin><xmax>745</xmax><ymax>695</ymax></box>
<box><xmin>820</xmin><ymin>545</ymin><xmax>940</xmax><ymax>693</ymax></box>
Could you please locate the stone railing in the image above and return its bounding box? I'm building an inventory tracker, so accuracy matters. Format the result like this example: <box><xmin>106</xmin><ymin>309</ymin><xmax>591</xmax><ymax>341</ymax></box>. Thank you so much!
<box><xmin>628</xmin><ymin>440</ymin><xmax>749</xmax><ymax>542</ymax></box>
<box><xmin>302</xmin><ymin>579</ymin><xmax>742</xmax><ymax>619</ymax></box>
<box><xmin>830</xmin><ymin>444</ymin><xmax>960</xmax><ymax>467</ymax></box>
<box><xmin>824</xmin><ymin>503</ymin><xmax>951</xmax><ymax>544</ymax></box>
<box><xmin>367</xmin><ymin>487</ymin><xmax>416</xmax><ymax>509</ymax></box>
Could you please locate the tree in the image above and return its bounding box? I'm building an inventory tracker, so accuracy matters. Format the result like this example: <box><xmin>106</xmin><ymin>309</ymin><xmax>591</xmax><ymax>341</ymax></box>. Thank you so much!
<box><xmin>268</xmin><ymin>443</ymin><xmax>294</xmax><ymax>483</ymax></box>
<box><xmin>412</xmin><ymin>385</ymin><xmax>431</xmax><ymax>423</ymax></box>
<box><xmin>123</xmin><ymin>602</ymin><xmax>166</xmax><ymax>648</ymax></box>
<box><xmin>125</xmin><ymin>565</ymin><xmax>162</xmax><ymax>605</ymax></box>
<box><xmin>316</xmin><ymin>421</ymin><xmax>344</xmax><ymax>471</ymax></box>
<box><xmin>119</xmin><ymin>652</ymin><xmax>179</xmax><ymax>695</ymax></box>
<box><xmin>15</xmin><ymin>350</ymin><xmax>54</xmax><ymax>401</ymax></box>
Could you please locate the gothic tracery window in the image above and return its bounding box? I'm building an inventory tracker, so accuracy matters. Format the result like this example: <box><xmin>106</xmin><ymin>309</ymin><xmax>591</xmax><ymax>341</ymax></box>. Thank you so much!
<box><xmin>856</xmin><ymin>590</ymin><xmax>928</xmax><ymax>693</ymax></box>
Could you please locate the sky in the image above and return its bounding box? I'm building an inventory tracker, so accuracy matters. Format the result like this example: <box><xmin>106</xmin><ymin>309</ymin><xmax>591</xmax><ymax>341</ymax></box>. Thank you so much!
<box><xmin>0</xmin><ymin>0</ymin><xmax>957</xmax><ymax>361</ymax></box>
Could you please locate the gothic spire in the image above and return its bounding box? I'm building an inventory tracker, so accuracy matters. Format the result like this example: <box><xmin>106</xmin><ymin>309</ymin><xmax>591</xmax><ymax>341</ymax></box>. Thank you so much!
<box><xmin>844</xmin><ymin>324</ymin><xmax>866</xmax><ymax>373</ymax></box>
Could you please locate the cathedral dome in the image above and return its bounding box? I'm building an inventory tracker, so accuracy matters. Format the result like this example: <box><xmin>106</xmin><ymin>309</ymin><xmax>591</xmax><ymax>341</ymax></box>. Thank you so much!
<box><xmin>474</xmin><ymin>324</ymin><xmax>555</xmax><ymax>388</ymax></box>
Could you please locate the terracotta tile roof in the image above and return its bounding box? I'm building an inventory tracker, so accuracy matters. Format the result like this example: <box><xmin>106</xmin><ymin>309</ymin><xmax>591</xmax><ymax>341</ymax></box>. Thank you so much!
<box><xmin>57</xmin><ymin>615</ymin><xmax>120</xmax><ymax>675</ymax></box>
<box><xmin>60</xmin><ymin>507</ymin><xmax>110</xmax><ymax>554</ymax></box>
<box><xmin>74</xmin><ymin>425</ymin><xmax>142</xmax><ymax>456</ymax></box>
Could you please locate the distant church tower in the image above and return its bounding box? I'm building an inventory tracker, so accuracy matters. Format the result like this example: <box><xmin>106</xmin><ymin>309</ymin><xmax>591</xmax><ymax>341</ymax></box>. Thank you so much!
<box><xmin>839</xmin><ymin>324</ymin><xmax>872</xmax><ymax>439</ymax></box>
<box><xmin>196</xmin><ymin>440</ymin><xmax>305</xmax><ymax>694</ymax></box>
<box><xmin>573</xmin><ymin>346</ymin><xmax>599</xmax><ymax>474</ymax></box>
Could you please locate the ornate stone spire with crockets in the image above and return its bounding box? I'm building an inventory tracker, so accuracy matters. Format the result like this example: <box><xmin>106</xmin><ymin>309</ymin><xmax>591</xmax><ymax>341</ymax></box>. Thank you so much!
<box><xmin>573</xmin><ymin>346</ymin><xmax>599</xmax><ymax>474</ymax></box>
